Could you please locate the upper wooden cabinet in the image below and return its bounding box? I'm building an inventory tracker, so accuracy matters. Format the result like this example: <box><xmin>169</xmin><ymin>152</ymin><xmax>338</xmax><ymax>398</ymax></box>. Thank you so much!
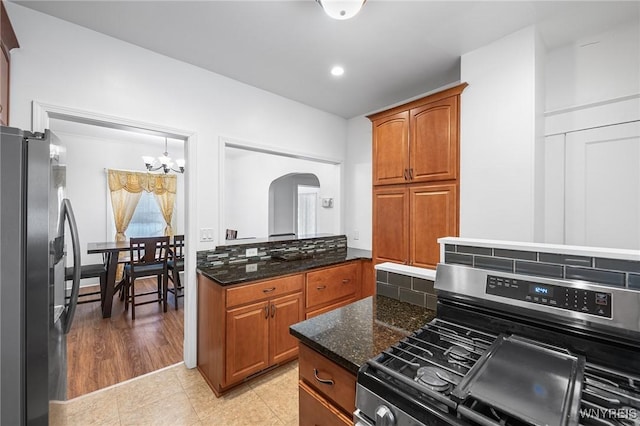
<box><xmin>369</xmin><ymin>84</ymin><xmax>466</xmax><ymax>186</ymax></box>
<box><xmin>1</xmin><ymin>1</ymin><xmax>19</xmax><ymax>126</ymax></box>
<box><xmin>372</xmin><ymin>111</ymin><xmax>409</xmax><ymax>185</ymax></box>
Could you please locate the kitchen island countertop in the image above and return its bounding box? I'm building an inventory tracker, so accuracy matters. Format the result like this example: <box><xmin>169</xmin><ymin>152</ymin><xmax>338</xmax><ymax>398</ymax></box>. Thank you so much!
<box><xmin>289</xmin><ymin>295</ymin><xmax>436</xmax><ymax>374</ymax></box>
<box><xmin>197</xmin><ymin>247</ymin><xmax>371</xmax><ymax>286</ymax></box>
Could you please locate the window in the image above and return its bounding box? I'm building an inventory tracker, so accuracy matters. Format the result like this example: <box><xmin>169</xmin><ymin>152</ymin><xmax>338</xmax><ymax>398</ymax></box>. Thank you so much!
<box><xmin>126</xmin><ymin>192</ymin><xmax>167</xmax><ymax>238</ymax></box>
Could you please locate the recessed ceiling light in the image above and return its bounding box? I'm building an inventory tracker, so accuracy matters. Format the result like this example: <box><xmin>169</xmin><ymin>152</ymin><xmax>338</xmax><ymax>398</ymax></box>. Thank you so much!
<box><xmin>331</xmin><ymin>66</ymin><xmax>345</xmax><ymax>76</ymax></box>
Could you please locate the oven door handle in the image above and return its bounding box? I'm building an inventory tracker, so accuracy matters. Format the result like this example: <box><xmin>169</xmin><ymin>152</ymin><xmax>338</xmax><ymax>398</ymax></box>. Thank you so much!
<box><xmin>457</xmin><ymin>404</ymin><xmax>502</xmax><ymax>426</ymax></box>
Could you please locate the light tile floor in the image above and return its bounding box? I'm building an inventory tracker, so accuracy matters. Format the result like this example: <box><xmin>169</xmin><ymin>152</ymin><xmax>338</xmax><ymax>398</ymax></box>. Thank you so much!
<box><xmin>50</xmin><ymin>361</ymin><xmax>299</xmax><ymax>426</ymax></box>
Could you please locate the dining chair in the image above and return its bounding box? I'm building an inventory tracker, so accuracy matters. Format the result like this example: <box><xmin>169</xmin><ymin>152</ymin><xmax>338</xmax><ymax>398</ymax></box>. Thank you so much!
<box><xmin>64</xmin><ymin>262</ymin><xmax>107</xmax><ymax>305</ymax></box>
<box><xmin>167</xmin><ymin>234</ymin><xmax>185</xmax><ymax>310</ymax></box>
<box><xmin>123</xmin><ymin>236</ymin><xmax>170</xmax><ymax>320</ymax></box>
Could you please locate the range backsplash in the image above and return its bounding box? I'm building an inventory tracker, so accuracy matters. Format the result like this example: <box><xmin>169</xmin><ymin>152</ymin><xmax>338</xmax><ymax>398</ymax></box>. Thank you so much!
<box><xmin>443</xmin><ymin>243</ymin><xmax>640</xmax><ymax>290</ymax></box>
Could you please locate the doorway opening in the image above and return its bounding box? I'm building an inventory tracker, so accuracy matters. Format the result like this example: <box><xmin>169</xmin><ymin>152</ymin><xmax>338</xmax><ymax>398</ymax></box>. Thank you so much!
<box><xmin>268</xmin><ymin>173</ymin><xmax>320</xmax><ymax>237</ymax></box>
<box><xmin>32</xmin><ymin>102</ymin><xmax>196</xmax><ymax>399</ymax></box>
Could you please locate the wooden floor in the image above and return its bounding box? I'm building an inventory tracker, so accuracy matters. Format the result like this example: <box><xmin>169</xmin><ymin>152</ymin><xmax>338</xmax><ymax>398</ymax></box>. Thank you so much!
<box><xmin>66</xmin><ymin>278</ymin><xmax>184</xmax><ymax>399</ymax></box>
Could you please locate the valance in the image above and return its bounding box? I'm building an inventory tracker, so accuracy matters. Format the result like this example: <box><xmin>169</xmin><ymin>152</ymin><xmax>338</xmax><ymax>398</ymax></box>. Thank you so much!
<box><xmin>107</xmin><ymin>169</ymin><xmax>176</xmax><ymax>195</ymax></box>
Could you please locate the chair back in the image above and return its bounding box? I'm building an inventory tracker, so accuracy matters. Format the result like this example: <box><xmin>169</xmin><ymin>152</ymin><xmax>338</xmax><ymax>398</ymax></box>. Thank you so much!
<box><xmin>172</xmin><ymin>235</ymin><xmax>185</xmax><ymax>260</ymax></box>
<box><xmin>129</xmin><ymin>236</ymin><xmax>170</xmax><ymax>274</ymax></box>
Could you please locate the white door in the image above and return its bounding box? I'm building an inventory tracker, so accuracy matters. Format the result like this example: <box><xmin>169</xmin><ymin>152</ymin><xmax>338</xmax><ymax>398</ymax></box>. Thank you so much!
<box><xmin>564</xmin><ymin>121</ymin><xmax>640</xmax><ymax>249</ymax></box>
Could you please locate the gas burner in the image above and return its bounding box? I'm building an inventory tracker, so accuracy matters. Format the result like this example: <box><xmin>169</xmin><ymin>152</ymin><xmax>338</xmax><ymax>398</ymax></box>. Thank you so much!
<box><xmin>445</xmin><ymin>345</ymin><xmax>472</xmax><ymax>366</ymax></box>
<box><xmin>415</xmin><ymin>366</ymin><xmax>453</xmax><ymax>393</ymax></box>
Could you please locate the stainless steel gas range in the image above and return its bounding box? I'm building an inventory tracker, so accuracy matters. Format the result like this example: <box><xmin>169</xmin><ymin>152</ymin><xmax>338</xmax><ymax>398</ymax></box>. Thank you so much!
<box><xmin>355</xmin><ymin>263</ymin><xmax>640</xmax><ymax>426</ymax></box>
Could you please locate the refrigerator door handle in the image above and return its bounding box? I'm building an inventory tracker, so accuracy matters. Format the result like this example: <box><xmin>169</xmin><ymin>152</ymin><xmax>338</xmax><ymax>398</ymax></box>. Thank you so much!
<box><xmin>61</xmin><ymin>198</ymin><xmax>81</xmax><ymax>334</ymax></box>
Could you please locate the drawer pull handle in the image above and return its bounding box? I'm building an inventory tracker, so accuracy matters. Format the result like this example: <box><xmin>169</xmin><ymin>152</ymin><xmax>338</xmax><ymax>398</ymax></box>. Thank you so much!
<box><xmin>342</xmin><ymin>279</ymin><xmax>350</xmax><ymax>284</ymax></box>
<box><xmin>313</xmin><ymin>368</ymin><xmax>334</xmax><ymax>386</ymax></box>
<box><xmin>316</xmin><ymin>285</ymin><xmax>326</xmax><ymax>290</ymax></box>
<box><xmin>409</xmin><ymin>168</ymin><xmax>414</xmax><ymax>179</ymax></box>
<box><xmin>403</xmin><ymin>168</ymin><xmax>408</xmax><ymax>180</ymax></box>
<box><xmin>262</xmin><ymin>287</ymin><xmax>276</xmax><ymax>293</ymax></box>
<box><xmin>264</xmin><ymin>305</ymin><xmax>269</xmax><ymax>319</ymax></box>
<box><xmin>271</xmin><ymin>303</ymin><xmax>276</xmax><ymax>318</ymax></box>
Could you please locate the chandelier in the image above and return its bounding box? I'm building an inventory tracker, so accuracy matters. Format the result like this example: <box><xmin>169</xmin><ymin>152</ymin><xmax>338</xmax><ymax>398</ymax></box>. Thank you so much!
<box><xmin>142</xmin><ymin>137</ymin><xmax>185</xmax><ymax>174</ymax></box>
<box><xmin>316</xmin><ymin>0</ymin><xmax>366</xmax><ymax>20</ymax></box>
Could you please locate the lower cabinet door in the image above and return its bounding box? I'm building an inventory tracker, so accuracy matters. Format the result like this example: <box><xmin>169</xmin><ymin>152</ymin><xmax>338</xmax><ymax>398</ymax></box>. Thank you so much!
<box><xmin>269</xmin><ymin>292</ymin><xmax>303</xmax><ymax>365</ymax></box>
<box><xmin>299</xmin><ymin>381</ymin><xmax>352</xmax><ymax>426</ymax></box>
<box><xmin>225</xmin><ymin>301</ymin><xmax>269</xmax><ymax>385</ymax></box>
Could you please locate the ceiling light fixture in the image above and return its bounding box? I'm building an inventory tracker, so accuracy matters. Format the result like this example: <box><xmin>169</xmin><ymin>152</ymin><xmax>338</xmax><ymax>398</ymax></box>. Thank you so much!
<box><xmin>142</xmin><ymin>137</ymin><xmax>185</xmax><ymax>174</ymax></box>
<box><xmin>316</xmin><ymin>0</ymin><xmax>366</xmax><ymax>20</ymax></box>
<box><xmin>331</xmin><ymin>65</ymin><xmax>345</xmax><ymax>76</ymax></box>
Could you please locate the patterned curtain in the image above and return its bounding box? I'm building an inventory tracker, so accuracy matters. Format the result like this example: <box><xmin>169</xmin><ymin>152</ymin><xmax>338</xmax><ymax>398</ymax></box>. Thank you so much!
<box><xmin>107</xmin><ymin>169</ymin><xmax>178</xmax><ymax>277</ymax></box>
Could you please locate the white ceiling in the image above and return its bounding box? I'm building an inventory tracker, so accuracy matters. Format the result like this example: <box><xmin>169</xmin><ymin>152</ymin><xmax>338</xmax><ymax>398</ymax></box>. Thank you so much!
<box><xmin>12</xmin><ymin>0</ymin><xmax>640</xmax><ymax>118</ymax></box>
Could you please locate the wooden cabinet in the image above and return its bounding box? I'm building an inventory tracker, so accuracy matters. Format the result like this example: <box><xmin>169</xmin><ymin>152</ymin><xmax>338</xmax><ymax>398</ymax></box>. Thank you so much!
<box><xmin>305</xmin><ymin>261</ymin><xmax>360</xmax><ymax>319</ymax></box>
<box><xmin>298</xmin><ymin>343</ymin><xmax>355</xmax><ymax>426</ymax></box>
<box><xmin>198</xmin><ymin>272</ymin><xmax>303</xmax><ymax>395</ymax></box>
<box><xmin>1</xmin><ymin>1</ymin><xmax>19</xmax><ymax>126</ymax></box>
<box><xmin>409</xmin><ymin>184</ymin><xmax>458</xmax><ymax>268</ymax></box>
<box><xmin>372</xmin><ymin>111</ymin><xmax>409</xmax><ymax>186</ymax></box>
<box><xmin>373</xmin><ymin>186</ymin><xmax>409</xmax><ymax>265</ymax></box>
<box><xmin>361</xmin><ymin>259</ymin><xmax>374</xmax><ymax>297</ymax></box>
<box><xmin>225</xmin><ymin>291</ymin><xmax>303</xmax><ymax>384</ymax></box>
<box><xmin>370</xmin><ymin>84</ymin><xmax>466</xmax><ymax>268</ymax></box>
<box><xmin>373</xmin><ymin>183</ymin><xmax>457</xmax><ymax>269</ymax></box>
<box><xmin>197</xmin><ymin>259</ymin><xmax>369</xmax><ymax>395</ymax></box>
<box><xmin>225</xmin><ymin>300</ymin><xmax>270</xmax><ymax>384</ymax></box>
<box><xmin>410</xmin><ymin>96</ymin><xmax>459</xmax><ymax>182</ymax></box>
<box><xmin>371</xmin><ymin>84</ymin><xmax>465</xmax><ymax>186</ymax></box>
<box><xmin>299</xmin><ymin>381</ymin><xmax>352</xmax><ymax>426</ymax></box>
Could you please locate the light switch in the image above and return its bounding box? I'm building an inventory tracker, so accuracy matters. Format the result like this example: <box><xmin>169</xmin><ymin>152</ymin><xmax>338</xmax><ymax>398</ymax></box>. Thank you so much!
<box><xmin>200</xmin><ymin>228</ymin><xmax>214</xmax><ymax>242</ymax></box>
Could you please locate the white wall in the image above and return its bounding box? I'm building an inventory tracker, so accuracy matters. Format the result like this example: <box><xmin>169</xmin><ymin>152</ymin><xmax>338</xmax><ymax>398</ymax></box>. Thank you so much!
<box><xmin>344</xmin><ymin>116</ymin><xmax>372</xmax><ymax>250</ymax></box>
<box><xmin>459</xmin><ymin>26</ymin><xmax>544</xmax><ymax>242</ymax></box>
<box><xmin>6</xmin><ymin>3</ymin><xmax>348</xmax><ymax>253</ymax></box>
<box><xmin>546</xmin><ymin>21</ymin><xmax>640</xmax><ymax>113</ymax></box>
<box><xmin>225</xmin><ymin>148</ymin><xmax>341</xmax><ymax>239</ymax></box>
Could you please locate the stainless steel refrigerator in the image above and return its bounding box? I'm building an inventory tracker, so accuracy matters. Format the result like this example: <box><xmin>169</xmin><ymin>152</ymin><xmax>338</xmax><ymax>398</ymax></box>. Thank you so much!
<box><xmin>0</xmin><ymin>125</ymin><xmax>81</xmax><ymax>425</ymax></box>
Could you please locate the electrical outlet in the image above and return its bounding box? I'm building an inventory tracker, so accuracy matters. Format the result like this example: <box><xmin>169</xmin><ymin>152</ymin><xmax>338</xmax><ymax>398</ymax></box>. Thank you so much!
<box><xmin>245</xmin><ymin>263</ymin><xmax>258</xmax><ymax>273</ymax></box>
<box><xmin>353</xmin><ymin>230</ymin><xmax>360</xmax><ymax>240</ymax></box>
<box><xmin>245</xmin><ymin>247</ymin><xmax>258</xmax><ymax>257</ymax></box>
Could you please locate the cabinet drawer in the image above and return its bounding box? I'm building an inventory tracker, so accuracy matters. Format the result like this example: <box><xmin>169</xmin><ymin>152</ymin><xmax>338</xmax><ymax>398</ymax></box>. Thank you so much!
<box><xmin>226</xmin><ymin>274</ymin><xmax>303</xmax><ymax>308</ymax></box>
<box><xmin>299</xmin><ymin>380</ymin><xmax>352</xmax><ymax>426</ymax></box>
<box><xmin>306</xmin><ymin>262</ymin><xmax>358</xmax><ymax>310</ymax></box>
<box><xmin>299</xmin><ymin>343</ymin><xmax>356</xmax><ymax>415</ymax></box>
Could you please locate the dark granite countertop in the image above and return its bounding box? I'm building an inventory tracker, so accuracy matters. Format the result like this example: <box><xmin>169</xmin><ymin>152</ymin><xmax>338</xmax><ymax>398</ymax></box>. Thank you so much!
<box><xmin>289</xmin><ymin>295</ymin><xmax>436</xmax><ymax>375</ymax></box>
<box><xmin>197</xmin><ymin>247</ymin><xmax>372</xmax><ymax>286</ymax></box>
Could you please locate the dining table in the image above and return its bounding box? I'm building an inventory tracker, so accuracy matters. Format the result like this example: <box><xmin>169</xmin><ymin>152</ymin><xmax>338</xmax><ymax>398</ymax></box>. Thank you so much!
<box><xmin>87</xmin><ymin>241</ymin><xmax>131</xmax><ymax>318</ymax></box>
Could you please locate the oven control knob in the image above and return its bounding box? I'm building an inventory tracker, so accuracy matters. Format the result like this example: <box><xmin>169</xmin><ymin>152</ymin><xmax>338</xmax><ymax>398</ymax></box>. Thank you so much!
<box><xmin>375</xmin><ymin>405</ymin><xmax>396</xmax><ymax>426</ymax></box>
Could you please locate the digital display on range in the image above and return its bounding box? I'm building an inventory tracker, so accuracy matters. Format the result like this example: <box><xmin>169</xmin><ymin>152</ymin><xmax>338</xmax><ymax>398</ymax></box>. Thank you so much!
<box><xmin>486</xmin><ymin>275</ymin><xmax>612</xmax><ymax>318</ymax></box>
<box><xmin>529</xmin><ymin>283</ymin><xmax>553</xmax><ymax>297</ymax></box>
